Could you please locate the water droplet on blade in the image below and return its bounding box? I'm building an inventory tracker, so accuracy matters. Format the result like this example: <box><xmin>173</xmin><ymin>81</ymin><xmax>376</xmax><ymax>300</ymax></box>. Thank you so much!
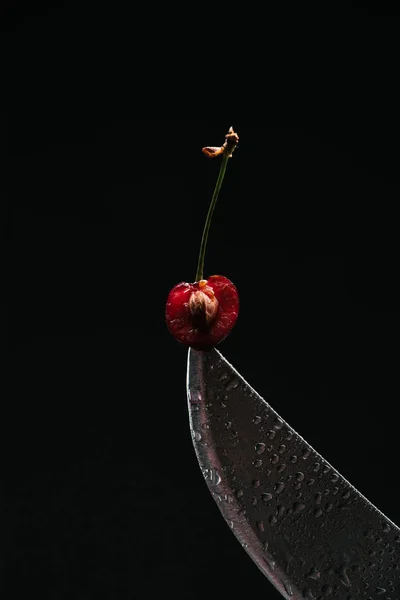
<box><xmin>226</xmin><ymin>377</ymin><xmax>239</xmax><ymax>391</ymax></box>
<box><xmin>255</xmin><ymin>442</ymin><xmax>266</xmax><ymax>454</ymax></box>
<box><xmin>282</xmin><ymin>580</ymin><xmax>294</xmax><ymax>596</ymax></box>
<box><xmin>262</xmin><ymin>493</ymin><xmax>273</xmax><ymax>502</ymax></box>
<box><xmin>293</xmin><ymin>502</ymin><xmax>306</xmax><ymax>513</ymax></box>
<box><xmin>274</xmin><ymin>481</ymin><xmax>285</xmax><ymax>494</ymax></box>
<box><xmin>307</xmin><ymin>566</ymin><xmax>321</xmax><ymax>580</ymax></box>
<box><xmin>256</xmin><ymin>520</ymin><xmax>265</xmax><ymax>533</ymax></box>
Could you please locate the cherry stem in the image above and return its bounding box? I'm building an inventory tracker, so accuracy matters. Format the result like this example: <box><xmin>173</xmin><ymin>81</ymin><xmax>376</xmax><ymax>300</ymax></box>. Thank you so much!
<box><xmin>195</xmin><ymin>127</ymin><xmax>239</xmax><ymax>281</ymax></box>
<box><xmin>195</xmin><ymin>154</ymin><xmax>229</xmax><ymax>281</ymax></box>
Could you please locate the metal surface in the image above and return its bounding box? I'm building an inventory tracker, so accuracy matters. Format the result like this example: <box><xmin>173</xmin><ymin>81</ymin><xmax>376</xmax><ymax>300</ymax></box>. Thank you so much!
<box><xmin>187</xmin><ymin>348</ymin><xmax>400</xmax><ymax>600</ymax></box>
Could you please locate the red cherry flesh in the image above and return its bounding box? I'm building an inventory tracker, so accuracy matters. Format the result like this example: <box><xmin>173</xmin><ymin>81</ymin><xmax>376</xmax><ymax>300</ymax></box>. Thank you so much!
<box><xmin>165</xmin><ymin>275</ymin><xmax>239</xmax><ymax>350</ymax></box>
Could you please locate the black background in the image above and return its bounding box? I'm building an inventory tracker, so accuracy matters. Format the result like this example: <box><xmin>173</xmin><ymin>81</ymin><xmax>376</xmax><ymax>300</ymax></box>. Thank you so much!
<box><xmin>5</xmin><ymin>2</ymin><xmax>400</xmax><ymax>599</ymax></box>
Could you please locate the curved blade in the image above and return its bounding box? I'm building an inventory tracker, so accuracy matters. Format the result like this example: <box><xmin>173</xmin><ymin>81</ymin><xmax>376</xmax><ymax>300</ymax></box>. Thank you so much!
<box><xmin>187</xmin><ymin>348</ymin><xmax>400</xmax><ymax>600</ymax></box>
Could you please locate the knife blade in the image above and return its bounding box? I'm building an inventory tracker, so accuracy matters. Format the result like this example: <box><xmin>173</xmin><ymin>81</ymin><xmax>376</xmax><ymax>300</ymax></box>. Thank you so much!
<box><xmin>187</xmin><ymin>347</ymin><xmax>400</xmax><ymax>600</ymax></box>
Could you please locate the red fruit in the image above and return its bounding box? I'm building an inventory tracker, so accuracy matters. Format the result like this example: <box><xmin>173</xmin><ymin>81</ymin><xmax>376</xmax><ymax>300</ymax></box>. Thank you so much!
<box><xmin>166</xmin><ymin>275</ymin><xmax>239</xmax><ymax>350</ymax></box>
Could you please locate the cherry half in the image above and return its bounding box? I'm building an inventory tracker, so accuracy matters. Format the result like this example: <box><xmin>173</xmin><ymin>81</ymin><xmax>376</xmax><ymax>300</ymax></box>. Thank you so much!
<box><xmin>165</xmin><ymin>127</ymin><xmax>240</xmax><ymax>351</ymax></box>
<box><xmin>166</xmin><ymin>275</ymin><xmax>239</xmax><ymax>350</ymax></box>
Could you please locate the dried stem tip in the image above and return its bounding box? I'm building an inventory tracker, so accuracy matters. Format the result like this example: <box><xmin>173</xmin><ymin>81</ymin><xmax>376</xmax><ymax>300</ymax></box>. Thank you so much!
<box><xmin>202</xmin><ymin>126</ymin><xmax>239</xmax><ymax>159</ymax></box>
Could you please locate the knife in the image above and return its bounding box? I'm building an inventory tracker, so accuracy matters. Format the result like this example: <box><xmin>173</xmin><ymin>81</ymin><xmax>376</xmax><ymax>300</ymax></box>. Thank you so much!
<box><xmin>187</xmin><ymin>348</ymin><xmax>400</xmax><ymax>600</ymax></box>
